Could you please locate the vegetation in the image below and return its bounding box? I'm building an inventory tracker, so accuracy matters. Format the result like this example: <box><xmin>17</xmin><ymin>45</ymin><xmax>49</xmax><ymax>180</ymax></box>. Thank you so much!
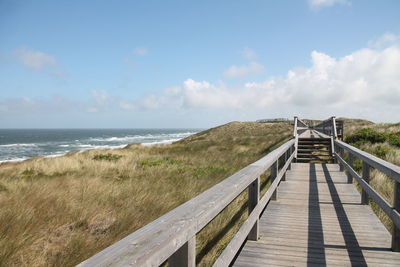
<box><xmin>93</xmin><ymin>153</ymin><xmax>123</xmax><ymax>162</ymax></box>
<box><xmin>341</xmin><ymin>118</ymin><xmax>400</xmax><ymax>232</ymax></box>
<box><xmin>0</xmin><ymin>121</ymin><xmax>292</xmax><ymax>267</ymax></box>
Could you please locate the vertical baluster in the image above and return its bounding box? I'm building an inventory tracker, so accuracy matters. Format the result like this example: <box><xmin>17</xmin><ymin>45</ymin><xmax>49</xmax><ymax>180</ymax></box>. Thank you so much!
<box><xmin>347</xmin><ymin>154</ymin><xmax>354</xmax><ymax>184</ymax></box>
<box><xmin>271</xmin><ymin>161</ymin><xmax>278</xmax><ymax>200</ymax></box>
<box><xmin>168</xmin><ymin>236</ymin><xmax>196</xmax><ymax>267</ymax></box>
<box><xmin>248</xmin><ymin>176</ymin><xmax>260</xmax><ymax>240</ymax></box>
<box><xmin>339</xmin><ymin>147</ymin><xmax>344</xmax><ymax>171</ymax></box>
<box><xmin>361</xmin><ymin>162</ymin><xmax>370</xmax><ymax>205</ymax></box>
<box><xmin>392</xmin><ymin>181</ymin><xmax>400</xmax><ymax>251</ymax></box>
<box><xmin>282</xmin><ymin>153</ymin><xmax>287</xmax><ymax>181</ymax></box>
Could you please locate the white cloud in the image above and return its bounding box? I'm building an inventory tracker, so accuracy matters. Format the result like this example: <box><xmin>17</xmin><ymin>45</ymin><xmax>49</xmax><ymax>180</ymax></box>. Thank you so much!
<box><xmin>368</xmin><ymin>32</ymin><xmax>400</xmax><ymax>48</ymax></box>
<box><xmin>133</xmin><ymin>47</ymin><xmax>148</xmax><ymax>56</ymax></box>
<box><xmin>14</xmin><ymin>46</ymin><xmax>57</xmax><ymax>71</ymax></box>
<box><xmin>120</xmin><ymin>42</ymin><xmax>400</xmax><ymax>122</ymax></box>
<box><xmin>241</xmin><ymin>47</ymin><xmax>257</xmax><ymax>60</ymax></box>
<box><xmin>224</xmin><ymin>62</ymin><xmax>265</xmax><ymax>78</ymax></box>
<box><xmin>87</xmin><ymin>90</ymin><xmax>110</xmax><ymax>112</ymax></box>
<box><xmin>308</xmin><ymin>0</ymin><xmax>350</xmax><ymax>10</ymax></box>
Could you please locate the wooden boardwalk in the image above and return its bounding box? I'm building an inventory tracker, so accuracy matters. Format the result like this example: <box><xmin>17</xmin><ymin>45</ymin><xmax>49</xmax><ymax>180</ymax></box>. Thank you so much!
<box><xmin>233</xmin><ymin>163</ymin><xmax>400</xmax><ymax>266</ymax></box>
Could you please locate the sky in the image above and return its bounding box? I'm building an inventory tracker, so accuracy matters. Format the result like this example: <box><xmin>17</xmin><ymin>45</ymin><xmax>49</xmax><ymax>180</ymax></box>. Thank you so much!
<box><xmin>1</xmin><ymin>0</ymin><xmax>400</xmax><ymax>128</ymax></box>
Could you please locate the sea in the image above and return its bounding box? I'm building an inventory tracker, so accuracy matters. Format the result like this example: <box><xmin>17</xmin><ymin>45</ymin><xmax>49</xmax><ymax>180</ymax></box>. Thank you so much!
<box><xmin>0</xmin><ymin>129</ymin><xmax>200</xmax><ymax>163</ymax></box>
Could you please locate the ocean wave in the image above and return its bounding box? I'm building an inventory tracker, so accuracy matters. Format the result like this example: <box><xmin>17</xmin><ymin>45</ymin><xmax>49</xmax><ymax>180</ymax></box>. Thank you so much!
<box><xmin>76</xmin><ymin>144</ymin><xmax>127</xmax><ymax>150</ymax></box>
<box><xmin>0</xmin><ymin>143</ymin><xmax>38</xmax><ymax>148</ymax></box>
<box><xmin>141</xmin><ymin>138</ymin><xmax>181</xmax><ymax>146</ymax></box>
<box><xmin>89</xmin><ymin>132</ymin><xmax>196</xmax><ymax>142</ymax></box>
<box><xmin>0</xmin><ymin>157</ymin><xmax>29</xmax><ymax>164</ymax></box>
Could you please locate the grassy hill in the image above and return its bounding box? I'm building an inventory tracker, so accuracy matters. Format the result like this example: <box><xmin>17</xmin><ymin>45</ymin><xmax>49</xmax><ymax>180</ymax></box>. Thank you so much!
<box><xmin>0</xmin><ymin>121</ymin><xmax>292</xmax><ymax>267</ymax></box>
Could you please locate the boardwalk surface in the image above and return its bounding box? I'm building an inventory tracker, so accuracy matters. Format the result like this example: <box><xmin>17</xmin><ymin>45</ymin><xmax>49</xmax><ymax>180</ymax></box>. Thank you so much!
<box><xmin>233</xmin><ymin>163</ymin><xmax>400</xmax><ymax>266</ymax></box>
<box><xmin>298</xmin><ymin>129</ymin><xmax>330</xmax><ymax>139</ymax></box>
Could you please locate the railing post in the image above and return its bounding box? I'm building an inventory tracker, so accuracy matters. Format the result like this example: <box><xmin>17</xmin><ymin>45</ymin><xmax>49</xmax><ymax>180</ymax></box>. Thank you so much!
<box><xmin>361</xmin><ymin>162</ymin><xmax>370</xmax><ymax>205</ymax></box>
<box><xmin>347</xmin><ymin>154</ymin><xmax>354</xmax><ymax>184</ymax></box>
<box><xmin>248</xmin><ymin>176</ymin><xmax>260</xmax><ymax>241</ymax></box>
<box><xmin>168</xmin><ymin>236</ymin><xmax>196</xmax><ymax>267</ymax></box>
<box><xmin>282</xmin><ymin>153</ymin><xmax>287</xmax><ymax>181</ymax></box>
<box><xmin>287</xmin><ymin>148</ymin><xmax>291</xmax><ymax>170</ymax></box>
<box><xmin>271</xmin><ymin>161</ymin><xmax>278</xmax><ymax>200</ymax></box>
<box><xmin>392</xmin><ymin>181</ymin><xmax>400</xmax><ymax>251</ymax></box>
<box><xmin>339</xmin><ymin>147</ymin><xmax>344</xmax><ymax>172</ymax></box>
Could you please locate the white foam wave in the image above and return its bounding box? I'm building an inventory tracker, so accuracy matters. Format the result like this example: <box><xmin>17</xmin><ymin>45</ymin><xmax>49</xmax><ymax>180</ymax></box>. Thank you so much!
<box><xmin>76</xmin><ymin>144</ymin><xmax>127</xmax><ymax>150</ymax></box>
<box><xmin>0</xmin><ymin>157</ymin><xmax>29</xmax><ymax>164</ymax></box>
<box><xmin>0</xmin><ymin>143</ymin><xmax>38</xmax><ymax>148</ymax></box>
<box><xmin>89</xmin><ymin>132</ymin><xmax>196</xmax><ymax>142</ymax></box>
<box><xmin>141</xmin><ymin>138</ymin><xmax>181</xmax><ymax>146</ymax></box>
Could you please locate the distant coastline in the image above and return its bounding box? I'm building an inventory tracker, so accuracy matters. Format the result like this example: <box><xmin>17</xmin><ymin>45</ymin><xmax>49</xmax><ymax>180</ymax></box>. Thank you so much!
<box><xmin>0</xmin><ymin>128</ymin><xmax>201</xmax><ymax>163</ymax></box>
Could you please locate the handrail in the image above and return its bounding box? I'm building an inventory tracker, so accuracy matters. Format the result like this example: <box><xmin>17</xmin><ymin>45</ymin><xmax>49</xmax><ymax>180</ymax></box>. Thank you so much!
<box><xmin>77</xmin><ymin>139</ymin><xmax>295</xmax><ymax>266</ymax></box>
<box><xmin>335</xmin><ymin>140</ymin><xmax>400</xmax><ymax>183</ymax></box>
<box><xmin>334</xmin><ymin>139</ymin><xmax>400</xmax><ymax>251</ymax></box>
<box><xmin>297</xmin><ymin>118</ymin><xmax>309</xmax><ymax>128</ymax></box>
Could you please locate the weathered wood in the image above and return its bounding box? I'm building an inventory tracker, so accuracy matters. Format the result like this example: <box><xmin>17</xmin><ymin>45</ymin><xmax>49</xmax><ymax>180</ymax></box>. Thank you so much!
<box><xmin>347</xmin><ymin>153</ymin><xmax>354</xmax><ymax>184</ymax></box>
<box><xmin>233</xmin><ymin>162</ymin><xmax>400</xmax><ymax>267</ymax></box>
<box><xmin>214</xmin><ymin>152</ymin><xmax>294</xmax><ymax>267</ymax></box>
<box><xmin>393</xmin><ymin>181</ymin><xmax>400</xmax><ymax>252</ymax></box>
<box><xmin>271</xmin><ymin>161</ymin><xmax>278</xmax><ymax>200</ymax></box>
<box><xmin>247</xmin><ymin>176</ymin><xmax>259</xmax><ymax>241</ymax></box>
<box><xmin>281</xmin><ymin>153</ymin><xmax>286</xmax><ymax>181</ymax></box>
<box><xmin>339</xmin><ymin>146</ymin><xmax>344</xmax><ymax>171</ymax></box>
<box><xmin>361</xmin><ymin>161</ymin><xmax>370</xmax><ymax>205</ymax></box>
<box><xmin>335</xmin><ymin>140</ymin><xmax>400</xmax><ymax>183</ymax></box>
<box><xmin>335</xmin><ymin>153</ymin><xmax>400</xmax><ymax>230</ymax></box>
<box><xmin>168</xmin><ymin>236</ymin><xmax>195</xmax><ymax>267</ymax></box>
<box><xmin>332</xmin><ymin>116</ymin><xmax>337</xmax><ymax>138</ymax></box>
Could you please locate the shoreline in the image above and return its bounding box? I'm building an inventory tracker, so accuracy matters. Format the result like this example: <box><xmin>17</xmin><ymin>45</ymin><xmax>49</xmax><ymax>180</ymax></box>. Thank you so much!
<box><xmin>0</xmin><ymin>138</ymin><xmax>184</xmax><ymax>165</ymax></box>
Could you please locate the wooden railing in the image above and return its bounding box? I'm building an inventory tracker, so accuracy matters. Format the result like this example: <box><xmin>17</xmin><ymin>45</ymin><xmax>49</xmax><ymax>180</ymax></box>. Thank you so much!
<box><xmin>314</xmin><ymin>116</ymin><xmax>337</xmax><ymax>138</ymax></box>
<box><xmin>77</xmin><ymin>139</ymin><xmax>296</xmax><ymax>267</ymax></box>
<box><xmin>334</xmin><ymin>140</ymin><xmax>400</xmax><ymax>251</ymax></box>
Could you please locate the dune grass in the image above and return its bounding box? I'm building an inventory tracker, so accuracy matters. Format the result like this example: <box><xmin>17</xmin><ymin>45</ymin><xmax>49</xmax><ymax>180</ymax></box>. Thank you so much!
<box><xmin>0</xmin><ymin>121</ymin><xmax>292</xmax><ymax>267</ymax></box>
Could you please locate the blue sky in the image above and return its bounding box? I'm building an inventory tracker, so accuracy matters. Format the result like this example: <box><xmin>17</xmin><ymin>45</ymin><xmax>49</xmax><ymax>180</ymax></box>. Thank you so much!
<box><xmin>1</xmin><ymin>0</ymin><xmax>400</xmax><ymax>128</ymax></box>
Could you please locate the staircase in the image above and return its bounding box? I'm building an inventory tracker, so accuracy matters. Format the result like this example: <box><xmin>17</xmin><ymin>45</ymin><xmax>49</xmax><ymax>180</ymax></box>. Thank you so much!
<box><xmin>296</xmin><ymin>137</ymin><xmax>333</xmax><ymax>163</ymax></box>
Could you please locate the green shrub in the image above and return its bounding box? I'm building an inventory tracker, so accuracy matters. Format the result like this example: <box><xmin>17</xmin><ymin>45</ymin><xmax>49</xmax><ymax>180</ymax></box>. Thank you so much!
<box><xmin>387</xmin><ymin>132</ymin><xmax>400</xmax><ymax>147</ymax></box>
<box><xmin>139</xmin><ymin>157</ymin><xmax>185</xmax><ymax>167</ymax></box>
<box><xmin>93</xmin><ymin>153</ymin><xmax>122</xmax><ymax>162</ymax></box>
<box><xmin>345</xmin><ymin>128</ymin><xmax>386</xmax><ymax>144</ymax></box>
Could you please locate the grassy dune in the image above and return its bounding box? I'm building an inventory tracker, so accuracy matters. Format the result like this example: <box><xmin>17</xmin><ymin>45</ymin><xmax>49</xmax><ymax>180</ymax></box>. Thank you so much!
<box><xmin>0</xmin><ymin>121</ymin><xmax>292</xmax><ymax>267</ymax></box>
